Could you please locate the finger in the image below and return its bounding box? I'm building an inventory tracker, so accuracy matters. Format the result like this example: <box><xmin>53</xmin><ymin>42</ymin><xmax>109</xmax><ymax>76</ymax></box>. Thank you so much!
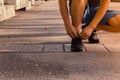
<box><xmin>77</xmin><ymin>31</ymin><xmax>80</xmax><ymax>37</ymax></box>
<box><xmin>79</xmin><ymin>31</ymin><xmax>84</xmax><ymax>37</ymax></box>
<box><xmin>74</xmin><ymin>32</ymin><xmax>79</xmax><ymax>37</ymax></box>
<box><xmin>68</xmin><ymin>34</ymin><xmax>73</xmax><ymax>38</ymax></box>
<box><xmin>79</xmin><ymin>32</ymin><xmax>86</xmax><ymax>38</ymax></box>
<box><xmin>70</xmin><ymin>33</ymin><xmax>76</xmax><ymax>38</ymax></box>
<box><xmin>72</xmin><ymin>31</ymin><xmax>79</xmax><ymax>38</ymax></box>
<box><xmin>80</xmin><ymin>33</ymin><xmax>88</xmax><ymax>40</ymax></box>
<box><xmin>80</xmin><ymin>34</ymin><xmax>86</xmax><ymax>39</ymax></box>
<box><xmin>82</xmin><ymin>36</ymin><xmax>88</xmax><ymax>40</ymax></box>
<box><xmin>82</xmin><ymin>34</ymin><xmax>90</xmax><ymax>40</ymax></box>
<box><xmin>82</xmin><ymin>34</ymin><xmax>90</xmax><ymax>39</ymax></box>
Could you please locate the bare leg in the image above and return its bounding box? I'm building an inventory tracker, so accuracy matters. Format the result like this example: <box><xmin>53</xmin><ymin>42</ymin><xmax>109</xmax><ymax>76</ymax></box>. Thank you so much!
<box><xmin>70</xmin><ymin>0</ymin><xmax>87</xmax><ymax>30</ymax></box>
<box><xmin>69</xmin><ymin>0</ymin><xmax>87</xmax><ymax>52</ymax></box>
<box><xmin>96</xmin><ymin>15</ymin><xmax>120</xmax><ymax>32</ymax></box>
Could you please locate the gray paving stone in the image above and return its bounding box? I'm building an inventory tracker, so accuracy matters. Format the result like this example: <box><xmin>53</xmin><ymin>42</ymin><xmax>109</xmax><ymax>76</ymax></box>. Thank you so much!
<box><xmin>1</xmin><ymin>36</ymin><xmax>70</xmax><ymax>45</ymax></box>
<box><xmin>1</xmin><ymin>19</ymin><xmax>63</xmax><ymax>25</ymax></box>
<box><xmin>104</xmin><ymin>44</ymin><xmax>120</xmax><ymax>53</ymax></box>
<box><xmin>0</xmin><ymin>22</ymin><xmax>62</xmax><ymax>26</ymax></box>
<box><xmin>0</xmin><ymin>44</ymin><xmax>24</xmax><ymax>53</ymax></box>
<box><xmin>0</xmin><ymin>43</ymin><xmax>2</xmax><ymax>48</ymax></box>
<box><xmin>0</xmin><ymin>42</ymin><xmax>7</xmax><ymax>47</ymax></box>
<box><xmin>64</xmin><ymin>44</ymin><xmax>71</xmax><ymax>52</ymax></box>
<box><xmin>20</xmin><ymin>44</ymin><xmax>43</xmax><ymax>53</ymax></box>
<box><xmin>43</xmin><ymin>44</ymin><xmax>63</xmax><ymax>53</ymax></box>
<box><xmin>84</xmin><ymin>44</ymin><xmax>109</xmax><ymax>53</ymax></box>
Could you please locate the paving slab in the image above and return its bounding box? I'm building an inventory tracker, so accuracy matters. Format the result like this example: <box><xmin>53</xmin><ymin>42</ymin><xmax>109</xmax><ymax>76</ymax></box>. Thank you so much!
<box><xmin>84</xmin><ymin>44</ymin><xmax>109</xmax><ymax>53</ymax></box>
<box><xmin>0</xmin><ymin>36</ymin><xmax>70</xmax><ymax>45</ymax></box>
<box><xmin>43</xmin><ymin>44</ymin><xmax>64</xmax><ymax>53</ymax></box>
<box><xmin>0</xmin><ymin>42</ymin><xmax>7</xmax><ymax>48</ymax></box>
<box><xmin>98</xmin><ymin>32</ymin><xmax>120</xmax><ymax>44</ymax></box>
<box><xmin>104</xmin><ymin>43</ymin><xmax>120</xmax><ymax>53</ymax></box>
<box><xmin>0</xmin><ymin>43</ymin><xmax>2</xmax><ymax>48</ymax></box>
<box><xmin>20</xmin><ymin>44</ymin><xmax>43</xmax><ymax>53</ymax></box>
<box><xmin>0</xmin><ymin>43</ymin><xmax>24</xmax><ymax>53</ymax></box>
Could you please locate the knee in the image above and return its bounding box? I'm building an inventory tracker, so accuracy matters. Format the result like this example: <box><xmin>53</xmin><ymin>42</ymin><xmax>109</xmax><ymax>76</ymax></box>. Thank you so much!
<box><xmin>113</xmin><ymin>20</ymin><xmax>120</xmax><ymax>32</ymax></box>
<box><xmin>108</xmin><ymin>17</ymin><xmax>120</xmax><ymax>32</ymax></box>
<box><xmin>111</xmin><ymin>23</ymin><xmax>120</xmax><ymax>32</ymax></box>
<box><xmin>115</xmin><ymin>24</ymin><xmax>120</xmax><ymax>32</ymax></box>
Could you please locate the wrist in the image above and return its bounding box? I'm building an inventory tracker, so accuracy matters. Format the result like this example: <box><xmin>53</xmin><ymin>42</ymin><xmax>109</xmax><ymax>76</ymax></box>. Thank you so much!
<box><xmin>88</xmin><ymin>23</ymin><xmax>97</xmax><ymax>30</ymax></box>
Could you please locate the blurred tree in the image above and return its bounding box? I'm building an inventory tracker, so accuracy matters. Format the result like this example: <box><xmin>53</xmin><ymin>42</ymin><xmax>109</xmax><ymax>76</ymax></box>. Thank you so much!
<box><xmin>111</xmin><ymin>0</ymin><xmax>120</xmax><ymax>2</ymax></box>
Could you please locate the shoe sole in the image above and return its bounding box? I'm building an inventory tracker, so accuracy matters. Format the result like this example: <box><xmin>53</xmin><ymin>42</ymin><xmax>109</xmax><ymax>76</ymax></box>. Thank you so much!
<box><xmin>71</xmin><ymin>48</ymin><xmax>83</xmax><ymax>52</ymax></box>
<box><xmin>88</xmin><ymin>40</ymin><xmax>100</xmax><ymax>43</ymax></box>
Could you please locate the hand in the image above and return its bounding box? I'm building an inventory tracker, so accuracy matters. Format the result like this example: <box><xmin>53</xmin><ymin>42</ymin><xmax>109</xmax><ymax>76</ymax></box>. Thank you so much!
<box><xmin>66</xmin><ymin>25</ymin><xmax>79</xmax><ymax>38</ymax></box>
<box><xmin>79</xmin><ymin>26</ymin><xmax>94</xmax><ymax>40</ymax></box>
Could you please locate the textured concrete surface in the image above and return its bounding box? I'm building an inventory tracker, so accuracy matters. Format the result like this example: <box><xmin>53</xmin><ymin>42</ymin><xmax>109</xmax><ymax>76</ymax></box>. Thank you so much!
<box><xmin>0</xmin><ymin>53</ymin><xmax>120</xmax><ymax>80</ymax></box>
<box><xmin>0</xmin><ymin>0</ymin><xmax>120</xmax><ymax>80</ymax></box>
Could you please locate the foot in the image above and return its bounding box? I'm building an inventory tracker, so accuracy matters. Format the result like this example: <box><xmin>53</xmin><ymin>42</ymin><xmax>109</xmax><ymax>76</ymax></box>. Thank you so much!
<box><xmin>88</xmin><ymin>30</ymin><xmax>100</xmax><ymax>43</ymax></box>
<box><xmin>71</xmin><ymin>37</ymin><xmax>83</xmax><ymax>52</ymax></box>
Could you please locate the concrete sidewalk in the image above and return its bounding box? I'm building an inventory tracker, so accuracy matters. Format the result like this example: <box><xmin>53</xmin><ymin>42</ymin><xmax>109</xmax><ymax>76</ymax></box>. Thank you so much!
<box><xmin>0</xmin><ymin>0</ymin><xmax>120</xmax><ymax>80</ymax></box>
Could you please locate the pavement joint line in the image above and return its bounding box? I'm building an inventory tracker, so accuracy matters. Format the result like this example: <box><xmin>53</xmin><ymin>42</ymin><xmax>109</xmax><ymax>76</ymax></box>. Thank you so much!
<box><xmin>83</xmin><ymin>46</ymin><xmax>87</xmax><ymax>52</ymax></box>
<box><xmin>63</xmin><ymin>44</ymin><xmax>65</xmax><ymax>52</ymax></box>
<box><xmin>41</xmin><ymin>43</ymin><xmax>45</xmax><ymax>52</ymax></box>
<box><xmin>19</xmin><ymin>44</ymin><xmax>26</xmax><ymax>52</ymax></box>
<box><xmin>0</xmin><ymin>51</ymin><xmax>113</xmax><ymax>54</ymax></box>
<box><xmin>103</xmin><ymin>44</ymin><xmax>111</xmax><ymax>53</ymax></box>
<box><xmin>0</xmin><ymin>43</ymin><xmax>117</xmax><ymax>53</ymax></box>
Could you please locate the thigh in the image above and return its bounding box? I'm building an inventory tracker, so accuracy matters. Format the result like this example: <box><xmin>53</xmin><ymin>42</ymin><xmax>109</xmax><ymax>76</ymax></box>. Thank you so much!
<box><xmin>108</xmin><ymin>14</ymin><xmax>120</xmax><ymax>27</ymax></box>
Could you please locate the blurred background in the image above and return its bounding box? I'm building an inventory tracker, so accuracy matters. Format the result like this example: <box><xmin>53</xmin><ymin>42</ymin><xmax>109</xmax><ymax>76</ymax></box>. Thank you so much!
<box><xmin>112</xmin><ymin>0</ymin><xmax>120</xmax><ymax>2</ymax></box>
